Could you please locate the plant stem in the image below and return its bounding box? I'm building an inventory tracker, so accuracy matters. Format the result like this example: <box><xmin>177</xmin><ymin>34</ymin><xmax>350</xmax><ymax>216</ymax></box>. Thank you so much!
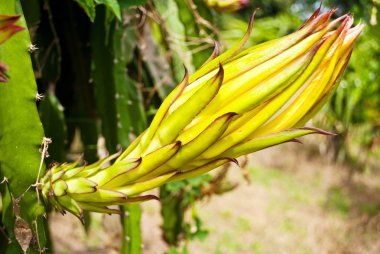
<box><xmin>121</xmin><ymin>204</ymin><xmax>142</xmax><ymax>254</ymax></box>
<box><xmin>0</xmin><ymin>1</ymin><xmax>49</xmax><ymax>253</ymax></box>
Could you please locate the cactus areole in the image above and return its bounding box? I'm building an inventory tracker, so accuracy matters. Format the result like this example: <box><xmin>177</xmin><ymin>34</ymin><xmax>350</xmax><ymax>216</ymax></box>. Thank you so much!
<box><xmin>40</xmin><ymin>8</ymin><xmax>363</xmax><ymax>221</ymax></box>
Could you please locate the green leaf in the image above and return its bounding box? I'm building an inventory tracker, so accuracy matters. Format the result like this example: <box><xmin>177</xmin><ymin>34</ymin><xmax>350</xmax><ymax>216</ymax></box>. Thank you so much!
<box><xmin>95</xmin><ymin>0</ymin><xmax>121</xmax><ymax>20</ymax></box>
<box><xmin>118</xmin><ymin>0</ymin><xmax>147</xmax><ymax>8</ymax></box>
<box><xmin>73</xmin><ymin>0</ymin><xmax>96</xmax><ymax>22</ymax></box>
<box><xmin>153</xmin><ymin>0</ymin><xmax>194</xmax><ymax>82</ymax></box>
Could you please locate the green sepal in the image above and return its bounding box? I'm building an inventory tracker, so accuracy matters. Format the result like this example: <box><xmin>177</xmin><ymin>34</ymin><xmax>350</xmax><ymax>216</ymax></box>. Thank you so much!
<box><xmin>89</xmin><ymin>158</ymin><xmax>141</xmax><ymax>186</ymax></box>
<box><xmin>168</xmin><ymin>158</ymin><xmax>237</xmax><ymax>182</ymax></box>
<box><xmin>52</xmin><ymin>179</ymin><xmax>68</xmax><ymax>197</ymax></box>
<box><xmin>77</xmin><ymin>201</ymin><xmax>121</xmax><ymax>214</ymax></box>
<box><xmin>65</xmin><ymin>177</ymin><xmax>97</xmax><ymax>194</ymax></box>
<box><xmin>102</xmin><ymin>142</ymin><xmax>181</xmax><ymax>188</ymax></box>
<box><xmin>73</xmin><ymin>195</ymin><xmax>158</xmax><ymax>214</ymax></box>
<box><xmin>69</xmin><ymin>188</ymin><xmax>126</xmax><ymax>203</ymax></box>
<box><xmin>146</xmin><ymin>112</ymin><xmax>236</xmax><ymax>178</ymax></box>
<box><xmin>51</xmin><ymin>159</ymin><xmax>81</xmax><ymax>176</ymax></box>
<box><xmin>116</xmin><ymin>172</ymin><xmax>177</xmax><ymax>196</ymax></box>
<box><xmin>131</xmin><ymin>70</ymin><xmax>189</xmax><ymax>157</ymax></box>
<box><xmin>116</xmin><ymin>131</ymin><xmax>145</xmax><ymax>162</ymax></box>
<box><xmin>81</xmin><ymin>194</ymin><xmax>159</xmax><ymax>206</ymax></box>
<box><xmin>222</xmin><ymin>127</ymin><xmax>335</xmax><ymax>158</ymax></box>
<box><xmin>73</xmin><ymin>151</ymin><xmax>121</xmax><ymax>178</ymax></box>
<box><xmin>56</xmin><ymin>195</ymin><xmax>83</xmax><ymax>219</ymax></box>
<box><xmin>156</xmin><ymin>65</ymin><xmax>224</xmax><ymax>145</ymax></box>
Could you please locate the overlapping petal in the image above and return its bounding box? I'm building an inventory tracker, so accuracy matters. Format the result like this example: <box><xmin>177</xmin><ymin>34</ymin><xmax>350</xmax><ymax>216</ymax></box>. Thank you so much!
<box><xmin>41</xmin><ymin>9</ymin><xmax>363</xmax><ymax>220</ymax></box>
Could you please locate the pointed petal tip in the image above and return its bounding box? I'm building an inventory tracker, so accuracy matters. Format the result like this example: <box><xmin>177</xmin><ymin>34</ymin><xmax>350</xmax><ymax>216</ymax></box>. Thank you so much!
<box><xmin>211</xmin><ymin>41</ymin><xmax>221</xmax><ymax>55</ymax></box>
<box><xmin>220</xmin><ymin>157</ymin><xmax>239</xmax><ymax>166</ymax></box>
<box><xmin>149</xmin><ymin>195</ymin><xmax>160</xmax><ymax>201</ymax></box>
<box><xmin>230</xmin><ymin>157</ymin><xmax>240</xmax><ymax>166</ymax></box>
<box><xmin>301</xmin><ymin>127</ymin><xmax>337</xmax><ymax>136</ymax></box>
<box><xmin>128</xmin><ymin>194</ymin><xmax>160</xmax><ymax>203</ymax></box>
<box><xmin>355</xmin><ymin>22</ymin><xmax>365</xmax><ymax>32</ymax></box>
<box><xmin>216</xmin><ymin>112</ymin><xmax>238</xmax><ymax>122</ymax></box>
<box><xmin>0</xmin><ymin>24</ymin><xmax>25</xmax><ymax>33</ymax></box>
<box><xmin>209</xmin><ymin>62</ymin><xmax>225</xmax><ymax>87</ymax></box>
<box><xmin>217</xmin><ymin>62</ymin><xmax>225</xmax><ymax>77</ymax></box>
<box><xmin>115</xmin><ymin>146</ymin><xmax>123</xmax><ymax>156</ymax></box>
<box><xmin>235</xmin><ymin>9</ymin><xmax>256</xmax><ymax>51</ymax></box>
<box><xmin>213</xmin><ymin>41</ymin><xmax>220</xmax><ymax>55</ymax></box>
<box><xmin>316</xmin><ymin>1</ymin><xmax>323</xmax><ymax>13</ymax></box>
<box><xmin>248</xmin><ymin>9</ymin><xmax>257</xmax><ymax>30</ymax></box>
<box><xmin>182</xmin><ymin>64</ymin><xmax>189</xmax><ymax>79</ymax></box>
<box><xmin>79</xmin><ymin>212</ymin><xmax>85</xmax><ymax>225</ymax></box>
<box><xmin>202</xmin><ymin>42</ymin><xmax>220</xmax><ymax>67</ymax></box>
<box><xmin>290</xmin><ymin>138</ymin><xmax>303</xmax><ymax>144</ymax></box>
<box><xmin>179</xmin><ymin>65</ymin><xmax>189</xmax><ymax>88</ymax></box>
<box><xmin>12</xmin><ymin>25</ymin><xmax>25</xmax><ymax>32</ymax></box>
<box><xmin>136</xmin><ymin>157</ymin><xmax>143</xmax><ymax>164</ymax></box>
<box><xmin>226</xmin><ymin>111</ymin><xmax>238</xmax><ymax>118</ymax></box>
<box><xmin>228</xmin><ymin>112</ymin><xmax>239</xmax><ymax>118</ymax></box>
<box><xmin>330</xmin><ymin>8</ymin><xmax>338</xmax><ymax>15</ymax></box>
<box><xmin>174</xmin><ymin>140</ymin><xmax>182</xmax><ymax>148</ymax></box>
<box><xmin>299</xmin><ymin>6</ymin><xmax>336</xmax><ymax>31</ymax></box>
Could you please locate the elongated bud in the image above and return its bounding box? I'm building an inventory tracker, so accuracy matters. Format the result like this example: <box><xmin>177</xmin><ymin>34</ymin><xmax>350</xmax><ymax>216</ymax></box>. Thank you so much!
<box><xmin>41</xmin><ymin>9</ymin><xmax>363</xmax><ymax>219</ymax></box>
<box><xmin>203</xmin><ymin>0</ymin><xmax>249</xmax><ymax>13</ymax></box>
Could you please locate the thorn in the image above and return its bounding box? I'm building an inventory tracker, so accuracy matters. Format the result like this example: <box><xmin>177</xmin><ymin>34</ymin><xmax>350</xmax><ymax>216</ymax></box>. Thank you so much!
<box><xmin>35</xmin><ymin>93</ymin><xmax>44</xmax><ymax>101</ymax></box>
<box><xmin>35</xmin><ymin>137</ymin><xmax>53</xmax><ymax>209</ymax></box>
<box><xmin>28</xmin><ymin>44</ymin><xmax>38</xmax><ymax>53</ymax></box>
<box><xmin>0</xmin><ymin>177</ymin><xmax>8</xmax><ymax>184</ymax></box>
<box><xmin>302</xmin><ymin>127</ymin><xmax>337</xmax><ymax>136</ymax></box>
<box><xmin>291</xmin><ymin>138</ymin><xmax>303</xmax><ymax>144</ymax></box>
<box><xmin>222</xmin><ymin>157</ymin><xmax>239</xmax><ymax>166</ymax></box>
<box><xmin>79</xmin><ymin>213</ymin><xmax>85</xmax><ymax>225</ymax></box>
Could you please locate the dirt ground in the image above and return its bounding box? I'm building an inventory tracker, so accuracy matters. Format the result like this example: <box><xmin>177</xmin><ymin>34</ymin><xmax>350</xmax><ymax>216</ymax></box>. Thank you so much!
<box><xmin>50</xmin><ymin>137</ymin><xmax>380</xmax><ymax>254</ymax></box>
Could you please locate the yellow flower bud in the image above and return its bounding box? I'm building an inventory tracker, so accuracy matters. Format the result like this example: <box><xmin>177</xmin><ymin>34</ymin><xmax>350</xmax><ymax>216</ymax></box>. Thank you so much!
<box><xmin>41</xmin><ymin>8</ymin><xmax>363</xmax><ymax>220</ymax></box>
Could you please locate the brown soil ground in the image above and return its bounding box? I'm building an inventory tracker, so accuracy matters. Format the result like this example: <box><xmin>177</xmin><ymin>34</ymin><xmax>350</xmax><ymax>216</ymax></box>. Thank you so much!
<box><xmin>50</xmin><ymin>137</ymin><xmax>380</xmax><ymax>254</ymax></box>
